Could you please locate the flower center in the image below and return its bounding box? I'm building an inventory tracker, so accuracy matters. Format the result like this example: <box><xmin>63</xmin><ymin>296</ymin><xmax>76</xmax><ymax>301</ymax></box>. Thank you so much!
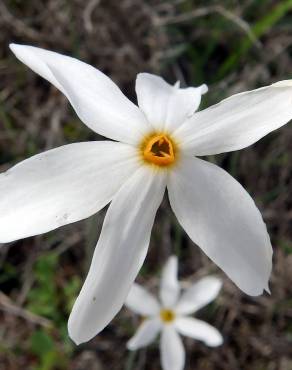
<box><xmin>160</xmin><ymin>309</ymin><xmax>175</xmax><ymax>323</ymax></box>
<box><xmin>142</xmin><ymin>134</ymin><xmax>175</xmax><ymax>167</ymax></box>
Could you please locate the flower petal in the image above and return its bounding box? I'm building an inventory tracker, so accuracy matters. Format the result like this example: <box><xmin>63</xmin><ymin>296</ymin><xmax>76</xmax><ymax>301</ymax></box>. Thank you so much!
<box><xmin>175</xmin><ymin>82</ymin><xmax>292</xmax><ymax>155</ymax></box>
<box><xmin>68</xmin><ymin>166</ymin><xmax>166</xmax><ymax>344</ymax></box>
<box><xmin>0</xmin><ymin>141</ymin><xmax>139</xmax><ymax>243</ymax></box>
<box><xmin>176</xmin><ymin>277</ymin><xmax>222</xmax><ymax>315</ymax></box>
<box><xmin>136</xmin><ymin>73</ymin><xmax>207</xmax><ymax>132</ymax></box>
<box><xmin>160</xmin><ymin>325</ymin><xmax>185</xmax><ymax>370</ymax></box>
<box><xmin>175</xmin><ymin>317</ymin><xmax>223</xmax><ymax>347</ymax></box>
<box><xmin>160</xmin><ymin>255</ymin><xmax>180</xmax><ymax>308</ymax></box>
<box><xmin>126</xmin><ymin>283</ymin><xmax>160</xmax><ymax>316</ymax></box>
<box><xmin>168</xmin><ymin>156</ymin><xmax>273</xmax><ymax>296</ymax></box>
<box><xmin>10</xmin><ymin>44</ymin><xmax>150</xmax><ymax>145</ymax></box>
<box><xmin>127</xmin><ymin>318</ymin><xmax>161</xmax><ymax>350</ymax></box>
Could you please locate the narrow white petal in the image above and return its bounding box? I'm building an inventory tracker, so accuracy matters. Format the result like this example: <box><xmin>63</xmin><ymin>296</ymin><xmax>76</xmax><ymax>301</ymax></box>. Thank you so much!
<box><xmin>160</xmin><ymin>256</ymin><xmax>180</xmax><ymax>308</ymax></box>
<box><xmin>0</xmin><ymin>141</ymin><xmax>139</xmax><ymax>243</ymax></box>
<box><xmin>68</xmin><ymin>167</ymin><xmax>166</xmax><ymax>344</ymax></box>
<box><xmin>168</xmin><ymin>156</ymin><xmax>272</xmax><ymax>296</ymax></box>
<box><xmin>175</xmin><ymin>82</ymin><xmax>292</xmax><ymax>155</ymax></box>
<box><xmin>175</xmin><ymin>317</ymin><xmax>223</xmax><ymax>347</ymax></box>
<box><xmin>126</xmin><ymin>283</ymin><xmax>160</xmax><ymax>316</ymax></box>
<box><xmin>160</xmin><ymin>325</ymin><xmax>185</xmax><ymax>370</ymax></box>
<box><xmin>176</xmin><ymin>277</ymin><xmax>222</xmax><ymax>315</ymax></box>
<box><xmin>10</xmin><ymin>44</ymin><xmax>150</xmax><ymax>144</ymax></box>
<box><xmin>127</xmin><ymin>318</ymin><xmax>161</xmax><ymax>350</ymax></box>
<box><xmin>136</xmin><ymin>73</ymin><xmax>207</xmax><ymax>132</ymax></box>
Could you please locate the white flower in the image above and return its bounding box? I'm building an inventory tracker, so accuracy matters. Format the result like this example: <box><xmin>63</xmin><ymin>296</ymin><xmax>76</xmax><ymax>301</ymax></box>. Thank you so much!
<box><xmin>126</xmin><ymin>256</ymin><xmax>223</xmax><ymax>370</ymax></box>
<box><xmin>1</xmin><ymin>44</ymin><xmax>291</xmax><ymax>344</ymax></box>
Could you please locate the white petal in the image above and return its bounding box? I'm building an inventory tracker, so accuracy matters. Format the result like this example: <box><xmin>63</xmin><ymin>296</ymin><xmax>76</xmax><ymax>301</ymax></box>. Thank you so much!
<box><xmin>127</xmin><ymin>318</ymin><xmax>161</xmax><ymax>350</ymax></box>
<box><xmin>0</xmin><ymin>141</ymin><xmax>139</xmax><ymax>243</ymax></box>
<box><xmin>136</xmin><ymin>73</ymin><xmax>207</xmax><ymax>132</ymax></box>
<box><xmin>176</xmin><ymin>277</ymin><xmax>222</xmax><ymax>315</ymax></box>
<box><xmin>175</xmin><ymin>82</ymin><xmax>292</xmax><ymax>155</ymax></box>
<box><xmin>126</xmin><ymin>283</ymin><xmax>160</xmax><ymax>316</ymax></box>
<box><xmin>68</xmin><ymin>166</ymin><xmax>166</xmax><ymax>344</ymax></box>
<box><xmin>10</xmin><ymin>44</ymin><xmax>150</xmax><ymax>145</ymax></box>
<box><xmin>160</xmin><ymin>325</ymin><xmax>185</xmax><ymax>370</ymax></box>
<box><xmin>175</xmin><ymin>317</ymin><xmax>223</xmax><ymax>347</ymax></box>
<box><xmin>168</xmin><ymin>156</ymin><xmax>272</xmax><ymax>296</ymax></box>
<box><xmin>160</xmin><ymin>255</ymin><xmax>180</xmax><ymax>308</ymax></box>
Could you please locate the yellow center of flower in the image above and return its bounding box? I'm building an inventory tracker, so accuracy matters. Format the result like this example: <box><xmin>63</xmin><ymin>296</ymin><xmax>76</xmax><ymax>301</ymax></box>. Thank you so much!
<box><xmin>141</xmin><ymin>133</ymin><xmax>176</xmax><ymax>167</ymax></box>
<box><xmin>160</xmin><ymin>309</ymin><xmax>175</xmax><ymax>323</ymax></box>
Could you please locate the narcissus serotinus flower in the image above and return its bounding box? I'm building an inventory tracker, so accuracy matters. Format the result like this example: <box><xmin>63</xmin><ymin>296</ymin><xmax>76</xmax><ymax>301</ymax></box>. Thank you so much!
<box><xmin>2</xmin><ymin>44</ymin><xmax>291</xmax><ymax>343</ymax></box>
<box><xmin>126</xmin><ymin>256</ymin><xmax>223</xmax><ymax>370</ymax></box>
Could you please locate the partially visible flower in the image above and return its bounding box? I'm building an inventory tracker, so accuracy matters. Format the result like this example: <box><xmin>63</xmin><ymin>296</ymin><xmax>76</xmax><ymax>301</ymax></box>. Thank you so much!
<box><xmin>126</xmin><ymin>256</ymin><xmax>223</xmax><ymax>370</ymax></box>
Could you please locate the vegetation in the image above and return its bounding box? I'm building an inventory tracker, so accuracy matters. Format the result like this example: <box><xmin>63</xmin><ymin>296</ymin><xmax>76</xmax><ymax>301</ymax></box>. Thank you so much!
<box><xmin>0</xmin><ymin>0</ymin><xmax>292</xmax><ymax>369</ymax></box>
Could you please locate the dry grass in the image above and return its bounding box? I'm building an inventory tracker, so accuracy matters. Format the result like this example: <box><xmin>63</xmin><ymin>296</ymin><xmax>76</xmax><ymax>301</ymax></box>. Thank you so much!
<box><xmin>0</xmin><ymin>0</ymin><xmax>292</xmax><ymax>369</ymax></box>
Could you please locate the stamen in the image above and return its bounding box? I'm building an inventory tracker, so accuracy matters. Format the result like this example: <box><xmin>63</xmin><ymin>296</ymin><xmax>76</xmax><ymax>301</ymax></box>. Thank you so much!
<box><xmin>160</xmin><ymin>309</ymin><xmax>175</xmax><ymax>323</ymax></box>
<box><xmin>142</xmin><ymin>134</ymin><xmax>175</xmax><ymax>167</ymax></box>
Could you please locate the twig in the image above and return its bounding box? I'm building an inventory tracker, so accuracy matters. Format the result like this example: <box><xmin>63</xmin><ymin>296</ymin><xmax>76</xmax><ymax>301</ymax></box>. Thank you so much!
<box><xmin>83</xmin><ymin>0</ymin><xmax>101</xmax><ymax>33</ymax></box>
<box><xmin>157</xmin><ymin>5</ymin><xmax>261</xmax><ymax>49</ymax></box>
<box><xmin>0</xmin><ymin>2</ymin><xmax>41</xmax><ymax>40</ymax></box>
<box><xmin>0</xmin><ymin>292</ymin><xmax>52</xmax><ymax>328</ymax></box>
<box><xmin>16</xmin><ymin>251</ymin><xmax>36</xmax><ymax>306</ymax></box>
<box><xmin>53</xmin><ymin>233</ymin><xmax>83</xmax><ymax>256</ymax></box>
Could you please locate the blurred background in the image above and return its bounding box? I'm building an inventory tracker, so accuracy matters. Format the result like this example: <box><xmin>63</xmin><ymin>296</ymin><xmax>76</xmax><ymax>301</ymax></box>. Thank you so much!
<box><xmin>0</xmin><ymin>0</ymin><xmax>292</xmax><ymax>369</ymax></box>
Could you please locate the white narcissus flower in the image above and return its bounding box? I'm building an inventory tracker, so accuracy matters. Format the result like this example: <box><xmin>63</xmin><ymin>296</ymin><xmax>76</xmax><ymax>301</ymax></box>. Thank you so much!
<box><xmin>126</xmin><ymin>256</ymin><xmax>223</xmax><ymax>370</ymax></box>
<box><xmin>1</xmin><ymin>44</ymin><xmax>291</xmax><ymax>344</ymax></box>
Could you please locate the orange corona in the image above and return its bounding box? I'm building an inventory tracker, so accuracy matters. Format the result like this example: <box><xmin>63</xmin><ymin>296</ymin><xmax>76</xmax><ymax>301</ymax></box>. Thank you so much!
<box><xmin>141</xmin><ymin>133</ymin><xmax>176</xmax><ymax>167</ymax></box>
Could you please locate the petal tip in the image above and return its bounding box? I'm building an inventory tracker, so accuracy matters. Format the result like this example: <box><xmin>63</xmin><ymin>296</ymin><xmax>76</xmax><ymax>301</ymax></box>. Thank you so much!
<box><xmin>68</xmin><ymin>316</ymin><xmax>89</xmax><ymax>346</ymax></box>
<box><xmin>265</xmin><ymin>284</ymin><xmax>271</xmax><ymax>295</ymax></box>
<box><xmin>211</xmin><ymin>276</ymin><xmax>223</xmax><ymax>295</ymax></box>
<box><xmin>126</xmin><ymin>340</ymin><xmax>136</xmax><ymax>351</ymax></box>
<box><xmin>200</xmin><ymin>83</ymin><xmax>208</xmax><ymax>94</ymax></box>
<box><xmin>9</xmin><ymin>43</ymin><xmax>23</xmax><ymax>53</ymax></box>
<box><xmin>9</xmin><ymin>43</ymin><xmax>18</xmax><ymax>53</ymax></box>
<box><xmin>168</xmin><ymin>254</ymin><xmax>178</xmax><ymax>264</ymax></box>
<box><xmin>136</xmin><ymin>72</ymin><xmax>151</xmax><ymax>81</ymax></box>
<box><xmin>244</xmin><ymin>284</ymin><xmax>267</xmax><ymax>297</ymax></box>
<box><xmin>9</xmin><ymin>43</ymin><xmax>31</xmax><ymax>59</ymax></box>
<box><xmin>272</xmin><ymin>80</ymin><xmax>292</xmax><ymax>88</ymax></box>
<box><xmin>70</xmin><ymin>337</ymin><xmax>83</xmax><ymax>346</ymax></box>
<box><xmin>174</xmin><ymin>81</ymin><xmax>181</xmax><ymax>89</ymax></box>
<box><xmin>68</xmin><ymin>330</ymin><xmax>83</xmax><ymax>346</ymax></box>
<box><xmin>209</xmin><ymin>335</ymin><xmax>224</xmax><ymax>347</ymax></box>
<box><xmin>68</xmin><ymin>322</ymin><xmax>93</xmax><ymax>346</ymax></box>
